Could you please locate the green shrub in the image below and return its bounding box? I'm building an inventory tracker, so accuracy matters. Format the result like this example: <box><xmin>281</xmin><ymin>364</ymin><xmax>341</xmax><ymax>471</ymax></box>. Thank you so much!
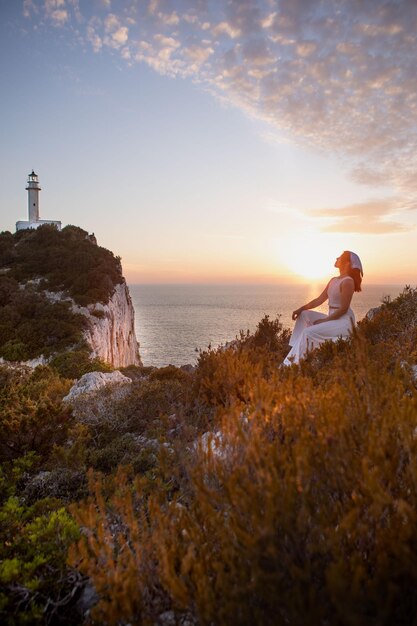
<box><xmin>118</xmin><ymin>378</ymin><xmax>188</xmax><ymax>436</ymax></box>
<box><xmin>0</xmin><ymin>231</ymin><xmax>15</xmax><ymax>266</ymax></box>
<box><xmin>0</xmin><ymin>339</ymin><xmax>28</xmax><ymax>361</ymax></box>
<box><xmin>50</xmin><ymin>349</ymin><xmax>112</xmax><ymax>379</ymax></box>
<box><xmin>0</xmin><ymin>281</ymin><xmax>87</xmax><ymax>361</ymax></box>
<box><xmin>119</xmin><ymin>364</ymin><xmax>145</xmax><ymax>380</ymax></box>
<box><xmin>0</xmin><ymin>456</ymin><xmax>81</xmax><ymax>625</ymax></box>
<box><xmin>87</xmin><ymin>433</ymin><xmax>158</xmax><ymax>474</ymax></box>
<box><xmin>0</xmin><ymin>366</ymin><xmax>73</xmax><ymax>463</ymax></box>
<box><xmin>0</xmin><ymin>225</ymin><xmax>123</xmax><ymax>306</ymax></box>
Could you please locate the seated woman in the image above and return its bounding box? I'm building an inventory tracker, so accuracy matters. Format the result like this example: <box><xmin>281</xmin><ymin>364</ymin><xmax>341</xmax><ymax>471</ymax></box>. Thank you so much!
<box><xmin>283</xmin><ymin>251</ymin><xmax>363</xmax><ymax>366</ymax></box>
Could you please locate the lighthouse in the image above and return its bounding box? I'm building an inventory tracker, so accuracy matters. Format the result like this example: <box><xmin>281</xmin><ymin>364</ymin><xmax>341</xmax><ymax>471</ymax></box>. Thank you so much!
<box><xmin>26</xmin><ymin>170</ymin><xmax>40</xmax><ymax>222</ymax></box>
<box><xmin>16</xmin><ymin>171</ymin><xmax>62</xmax><ymax>231</ymax></box>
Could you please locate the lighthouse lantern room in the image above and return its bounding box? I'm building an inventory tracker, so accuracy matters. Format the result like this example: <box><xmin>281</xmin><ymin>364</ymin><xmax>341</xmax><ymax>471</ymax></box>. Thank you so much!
<box><xmin>16</xmin><ymin>171</ymin><xmax>62</xmax><ymax>232</ymax></box>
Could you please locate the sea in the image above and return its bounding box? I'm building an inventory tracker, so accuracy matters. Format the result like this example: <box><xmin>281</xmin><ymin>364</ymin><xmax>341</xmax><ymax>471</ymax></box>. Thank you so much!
<box><xmin>129</xmin><ymin>283</ymin><xmax>407</xmax><ymax>368</ymax></box>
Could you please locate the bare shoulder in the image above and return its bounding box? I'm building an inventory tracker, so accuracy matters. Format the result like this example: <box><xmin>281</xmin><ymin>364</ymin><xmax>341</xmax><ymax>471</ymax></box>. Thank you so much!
<box><xmin>340</xmin><ymin>276</ymin><xmax>354</xmax><ymax>290</ymax></box>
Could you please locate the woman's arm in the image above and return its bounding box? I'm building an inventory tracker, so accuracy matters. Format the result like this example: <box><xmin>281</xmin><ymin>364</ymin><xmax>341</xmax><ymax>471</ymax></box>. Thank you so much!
<box><xmin>312</xmin><ymin>278</ymin><xmax>354</xmax><ymax>325</ymax></box>
<box><xmin>292</xmin><ymin>283</ymin><xmax>329</xmax><ymax>320</ymax></box>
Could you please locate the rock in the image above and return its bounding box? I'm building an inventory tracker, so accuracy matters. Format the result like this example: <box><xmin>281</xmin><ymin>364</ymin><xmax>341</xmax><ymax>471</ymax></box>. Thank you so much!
<box><xmin>412</xmin><ymin>365</ymin><xmax>417</xmax><ymax>381</ymax></box>
<box><xmin>158</xmin><ymin>611</ymin><xmax>176</xmax><ymax>626</ymax></box>
<box><xmin>76</xmin><ymin>580</ymin><xmax>99</xmax><ymax>615</ymax></box>
<box><xmin>366</xmin><ymin>306</ymin><xmax>382</xmax><ymax>321</ymax></box>
<box><xmin>63</xmin><ymin>370</ymin><xmax>132</xmax><ymax>403</ymax></box>
<box><xmin>198</xmin><ymin>430</ymin><xmax>228</xmax><ymax>459</ymax></box>
<box><xmin>179</xmin><ymin>615</ymin><xmax>198</xmax><ymax>626</ymax></box>
<box><xmin>0</xmin><ymin>355</ymin><xmax>49</xmax><ymax>369</ymax></box>
<box><xmin>73</xmin><ymin>282</ymin><xmax>142</xmax><ymax>368</ymax></box>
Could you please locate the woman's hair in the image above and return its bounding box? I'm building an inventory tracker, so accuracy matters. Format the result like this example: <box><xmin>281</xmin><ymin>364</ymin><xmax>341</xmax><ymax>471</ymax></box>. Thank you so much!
<box><xmin>340</xmin><ymin>250</ymin><xmax>362</xmax><ymax>292</ymax></box>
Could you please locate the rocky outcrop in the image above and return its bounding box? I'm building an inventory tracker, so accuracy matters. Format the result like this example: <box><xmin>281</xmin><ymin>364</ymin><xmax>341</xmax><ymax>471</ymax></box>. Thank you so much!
<box><xmin>365</xmin><ymin>306</ymin><xmax>382</xmax><ymax>321</ymax></box>
<box><xmin>72</xmin><ymin>282</ymin><xmax>142</xmax><ymax>368</ymax></box>
<box><xmin>63</xmin><ymin>370</ymin><xmax>132</xmax><ymax>403</ymax></box>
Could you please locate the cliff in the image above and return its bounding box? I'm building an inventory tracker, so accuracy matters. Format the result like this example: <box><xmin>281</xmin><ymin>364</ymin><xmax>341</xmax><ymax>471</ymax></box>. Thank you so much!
<box><xmin>73</xmin><ymin>282</ymin><xmax>141</xmax><ymax>368</ymax></box>
<box><xmin>0</xmin><ymin>225</ymin><xmax>142</xmax><ymax>370</ymax></box>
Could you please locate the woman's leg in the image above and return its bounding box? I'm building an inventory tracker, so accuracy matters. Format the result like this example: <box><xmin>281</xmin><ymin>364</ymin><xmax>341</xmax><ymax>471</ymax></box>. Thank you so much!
<box><xmin>284</xmin><ymin>310</ymin><xmax>327</xmax><ymax>364</ymax></box>
<box><xmin>289</xmin><ymin>310</ymin><xmax>327</xmax><ymax>346</ymax></box>
<box><xmin>290</xmin><ymin>314</ymin><xmax>355</xmax><ymax>364</ymax></box>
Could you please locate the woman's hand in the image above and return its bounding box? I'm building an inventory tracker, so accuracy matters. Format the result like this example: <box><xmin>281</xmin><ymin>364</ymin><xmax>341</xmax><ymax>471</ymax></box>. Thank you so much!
<box><xmin>292</xmin><ymin>308</ymin><xmax>304</xmax><ymax>321</ymax></box>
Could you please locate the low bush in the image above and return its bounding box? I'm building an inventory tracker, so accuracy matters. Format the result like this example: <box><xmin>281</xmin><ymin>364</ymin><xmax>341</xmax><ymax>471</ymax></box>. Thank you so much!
<box><xmin>1</xmin><ymin>225</ymin><xmax>123</xmax><ymax>306</ymax></box>
<box><xmin>0</xmin><ymin>455</ymin><xmax>81</xmax><ymax>625</ymax></box>
<box><xmin>50</xmin><ymin>349</ymin><xmax>112</xmax><ymax>379</ymax></box>
<box><xmin>69</xmin><ymin>298</ymin><xmax>417</xmax><ymax>626</ymax></box>
<box><xmin>0</xmin><ymin>280</ymin><xmax>87</xmax><ymax>361</ymax></box>
<box><xmin>0</xmin><ymin>366</ymin><xmax>73</xmax><ymax>463</ymax></box>
<box><xmin>1</xmin><ymin>289</ymin><xmax>417</xmax><ymax>625</ymax></box>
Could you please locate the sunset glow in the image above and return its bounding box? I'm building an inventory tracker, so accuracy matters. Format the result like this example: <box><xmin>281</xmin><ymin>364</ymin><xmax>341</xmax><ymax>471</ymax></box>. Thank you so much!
<box><xmin>283</xmin><ymin>242</ymin><xmax>334</xmax><ymax>282</ymax></box>
<box><xmin>0</xmin><ymin>1</ymin><xmax>416</xmax><ymax>285</ymax></box>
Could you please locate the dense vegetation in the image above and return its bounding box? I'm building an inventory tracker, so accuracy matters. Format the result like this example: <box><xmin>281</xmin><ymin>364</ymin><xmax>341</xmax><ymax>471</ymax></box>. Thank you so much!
<box><xmin>1</xmin><ymin>287</ymin><xmax>417</xmax><ymax>625</ymax></box>
<box><xmin>0</xmin><ymin>225</ymin><xmax>123</xmax><ymax>306</ymax></box>
<box><xmin>0</xmin><ymin>225</ymin><xmax>123</xmax><ymax>366</ymax></box>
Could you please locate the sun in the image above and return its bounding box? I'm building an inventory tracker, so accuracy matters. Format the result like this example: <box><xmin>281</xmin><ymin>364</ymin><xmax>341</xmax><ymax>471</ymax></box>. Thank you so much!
<box><xmin>279</xmin><ymin>235</ymin><xmax>336</xmax><ymax>282</ymax></box>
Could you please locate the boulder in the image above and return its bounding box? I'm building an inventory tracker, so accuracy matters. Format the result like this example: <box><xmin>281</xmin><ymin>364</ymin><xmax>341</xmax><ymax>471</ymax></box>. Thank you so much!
<box><xmin>366</xmin><ymin>306</ymin><xmax>382</xmax><ymax>321</ymax></box>
<box><xmin>63</xmin><ymin>370</ymin><xmax>131</xmax><ymax>403</ymax></box>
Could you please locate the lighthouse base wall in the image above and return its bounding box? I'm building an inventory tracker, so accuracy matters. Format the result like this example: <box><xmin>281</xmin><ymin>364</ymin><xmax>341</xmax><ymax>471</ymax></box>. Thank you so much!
<box><xmin>16</xmin><ymin>220</ymin><xmax>62</xmax><ymax>232</ymax></box>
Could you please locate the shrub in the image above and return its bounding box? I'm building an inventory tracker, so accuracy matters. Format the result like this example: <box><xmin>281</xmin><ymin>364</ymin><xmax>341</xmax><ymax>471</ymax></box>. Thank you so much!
<box><xmin>115</xmin><ymin>378</ymin><xmax>189</xmax><ymax>437</ymax></box>
<box><xmin>50</xmin><ymin>349</ymin><xmax>112</xmax><ymax>379</ymax></box>
<box><xmin>358</xmin><ymin>285</ymin><xmax>417</xmax><ymax>363</ymax></box>
<box><xmin>0</xmin><ymin>224</ymin><xmax>123</xmax><ymax>306</ymax></box>
<box><xmin>87</xmin><ymin>433</ymin><xmax>158</xmax><ymax>474</ymax></box>
<box><xmin>0</xmin><ymin>458</ymin><xmax>81</xmax><ymax>625</ymax></box>
<box><xmin>193</xmin><ymin>315</ymin><xmax>290</xmax><ymax>411</ymax></box>
<box><xmin>69</xmin><ymin>321</ymin><xmax>417</xmax><ymax>626</ymax></box>
<box><xmin>0</xmin><ymin>366</ymin><xmax>73</xmax><ymax>463</ymax></box>
<box><xmin>0</xmin><ymin>281</ymin><xmax>87</xmax><ymax>361</ymax></box>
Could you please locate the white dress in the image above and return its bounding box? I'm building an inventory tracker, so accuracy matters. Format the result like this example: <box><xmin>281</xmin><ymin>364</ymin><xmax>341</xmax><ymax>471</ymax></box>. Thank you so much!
<box><xmin>283</xmin><ymin>276</ymin><xmax>355</xmax><ymax>366</ymax></box>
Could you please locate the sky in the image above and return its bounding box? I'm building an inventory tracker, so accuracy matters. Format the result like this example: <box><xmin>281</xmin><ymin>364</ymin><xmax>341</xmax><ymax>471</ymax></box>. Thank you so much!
<box><xmin>0</xmin><ymin>0</ymin><xmax>416</xmax><ymax>285</ymax></box>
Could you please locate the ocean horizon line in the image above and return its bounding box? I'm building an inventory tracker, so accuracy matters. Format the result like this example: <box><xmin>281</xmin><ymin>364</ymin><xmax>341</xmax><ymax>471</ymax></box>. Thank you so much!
<box><xmin>128</xmin><ymin>281</ymin><xmax>408</xmax><ymax>287</ymax></box>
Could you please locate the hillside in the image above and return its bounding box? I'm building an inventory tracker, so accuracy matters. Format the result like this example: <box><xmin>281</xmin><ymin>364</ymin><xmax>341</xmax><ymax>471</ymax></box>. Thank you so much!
<box><xmin>0</xmin><ymin>225</ymin><xmax>140</xmax><ymax>370</ymax></box>
<box><xmin>0</xmin><ymin>285</ymin><xmax>416</xmax><ymax>625</ymax></box>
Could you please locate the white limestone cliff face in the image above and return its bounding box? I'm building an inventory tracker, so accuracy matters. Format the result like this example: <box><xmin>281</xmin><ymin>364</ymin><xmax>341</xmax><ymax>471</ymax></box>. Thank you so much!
<box><xmin>70</xmin><ymin>282</ymin><xmax>142</xmax><ymax>368</ymax></box>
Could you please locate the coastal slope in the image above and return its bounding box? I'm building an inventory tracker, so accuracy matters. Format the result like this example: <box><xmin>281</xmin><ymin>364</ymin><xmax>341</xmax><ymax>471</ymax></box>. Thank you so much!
<box><xmin>0</xmin><ymin>224</ymin><xmax>141</xmax><ymax>369</ymax></box>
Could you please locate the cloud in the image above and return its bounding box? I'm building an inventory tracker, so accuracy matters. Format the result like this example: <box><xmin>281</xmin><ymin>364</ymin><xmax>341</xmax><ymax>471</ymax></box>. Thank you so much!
<box><xmin>212</xmin><ymin>21</ymin><xmax>241</xmax><ymax>39</ymax></box>
<box><xmin>23</xmin><ymin>0</ymin><xmax>38</xmax><ymax>17</ymax></box>
<box><xmin>28</xmin><ymin>0</ymin><xmax>417</xmax><ymax>232</ymax></box>
<box><xmin>157</xmin><ymin>11</ymin><xmax>180</xmax><ymax>26</ymax></box>
<box><xmin>312</xmin><ymin>198</ymin><xmax>411</xmax><ymax>234</ymax></box>
<box><xmin>111</xmin><ymin>26</ymin><xmax>128</xmax><ymax>46</ymax></box>
<box><xmin>104</xmin><ymin>13</ymin><xmax>119</xmax><ymax>32</ymax></box>
<box><xmin>103</xmin><ymin>13</ymin><xmax>129</xmax><ymax>48</ymax></box>
<box><xmin>44</xmin><ymin>0</ymin><xmax>68</xmax><ymax>26</ymax></box>
<box><xmin>87</xmin><ymin>24</ymin><xmax>102</xmax><ymax>52</ymax></box>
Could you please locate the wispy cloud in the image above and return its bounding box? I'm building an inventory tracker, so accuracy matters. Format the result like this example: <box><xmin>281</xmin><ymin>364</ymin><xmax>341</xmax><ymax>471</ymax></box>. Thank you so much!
<box><xmin>24</xmin><ymin>0</ymin><xmax>417</xmax><ymax>232</ymax></box>
<box><xmin>312</xmin><ymin>198</ymin><xmax>411</xmax><ymax>234</ymax></box>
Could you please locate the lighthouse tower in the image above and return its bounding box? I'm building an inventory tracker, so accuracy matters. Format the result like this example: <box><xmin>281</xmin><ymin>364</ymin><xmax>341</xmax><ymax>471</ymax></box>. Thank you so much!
<box><xmin>26</xmin><ymin>170</ymin><xmax>40</xmax><ymax>222</ymax></box>
<box><xmin>16</xmin><ymin>171</ymin><xmax>62</xmax><ymax>231</ymax></box>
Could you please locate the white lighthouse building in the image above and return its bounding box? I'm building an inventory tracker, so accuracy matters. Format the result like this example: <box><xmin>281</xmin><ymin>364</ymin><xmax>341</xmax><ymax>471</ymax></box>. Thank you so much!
<box><xmin>16</xmin><ymin>171</ymin><xmax>62</xmax><ymax>231</ymax></box>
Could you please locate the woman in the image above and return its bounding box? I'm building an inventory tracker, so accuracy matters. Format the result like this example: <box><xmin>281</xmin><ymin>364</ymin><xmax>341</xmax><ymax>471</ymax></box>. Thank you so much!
<box><xmin>283</xmin><ymin>251</ymin><xmax>363</xmax><ymax>366</ymax></box>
